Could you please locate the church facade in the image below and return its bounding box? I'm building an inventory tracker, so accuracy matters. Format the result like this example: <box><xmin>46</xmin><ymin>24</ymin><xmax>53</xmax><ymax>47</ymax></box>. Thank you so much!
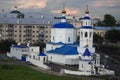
<box><xmin>45</xmin><ymin>7</ymin><xmax>114</xmax><ymax>75</ymax></box>
<box><xmin>7</xmin><ymin>6</ymin><xmax>115</xmax><ymax>76</ymax></box>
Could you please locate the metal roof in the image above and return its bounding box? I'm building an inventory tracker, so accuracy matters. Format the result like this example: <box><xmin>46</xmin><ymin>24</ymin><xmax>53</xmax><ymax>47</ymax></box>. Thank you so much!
<box><xmin>47</xmin><ymin>45</ymin><xmax>78</xmax><ymax>55</ymax></box>
<box><xmin>53</xmin><ymin>22</ymin><xmax>74</xmax><ymax>28</ymax></box>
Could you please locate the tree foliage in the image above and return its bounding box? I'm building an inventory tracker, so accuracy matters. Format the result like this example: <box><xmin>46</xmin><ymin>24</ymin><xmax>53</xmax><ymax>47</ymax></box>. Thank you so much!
<box><xmin>96</xmin><ymin>21</ymin><xmax>104</xmax><ymax>26</ymax></box>
<box><xmin>33</xmin><ymin>41</ymin><xmax>46</xmax><ymax>52</ymax></box>
<box><xmin>93</xmin><ymin>33</ymin><xmax>103</xmax><ymax>43</ymax></box>
<box><xmin>0</xmin><ymin>39</ymin><xmax>16</xmax><ymax>52</ymax></box>
<box><xmin>103</xmin><ymin>14</ymin><xmax>116</xmax><ymax>27</ymax></box>
<box><xmin>105</xmin><ymin>30</ymin><xmax>120</xmax><ymax>43</ymax></box>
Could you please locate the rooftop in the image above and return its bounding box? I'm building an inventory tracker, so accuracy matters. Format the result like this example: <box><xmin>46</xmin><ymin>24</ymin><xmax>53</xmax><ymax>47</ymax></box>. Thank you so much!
<box><xmin>47</xmin><ymin>45</ymin><xmax>78</xmax><ymax>55</ymax></box>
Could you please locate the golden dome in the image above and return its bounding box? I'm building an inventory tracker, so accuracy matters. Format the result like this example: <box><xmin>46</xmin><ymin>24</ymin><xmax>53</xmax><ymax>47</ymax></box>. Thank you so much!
<box><xmin>61</xmin><ymin>9</ymin><xmax>66</xmax><ymax>14</ymax></box>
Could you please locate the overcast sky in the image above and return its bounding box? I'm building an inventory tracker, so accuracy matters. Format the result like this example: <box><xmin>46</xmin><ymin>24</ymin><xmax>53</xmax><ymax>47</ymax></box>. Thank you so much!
<box><xmin>0</xmin><ymin>0</ymin><xmax>120</xmax><ymax>19</ymax></box>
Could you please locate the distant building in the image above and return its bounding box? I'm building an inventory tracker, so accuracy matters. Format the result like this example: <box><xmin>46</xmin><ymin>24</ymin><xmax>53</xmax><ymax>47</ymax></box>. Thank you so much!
<box><xmin>0</xmin><ymin>18</ymin><xmax>52</xmax><ymax>43</ymax></box>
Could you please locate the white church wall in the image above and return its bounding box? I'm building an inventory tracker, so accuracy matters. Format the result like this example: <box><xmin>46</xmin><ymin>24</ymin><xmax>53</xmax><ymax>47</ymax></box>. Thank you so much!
<box><xmin>10</xmin><ymin>47</ymin><xmax>28</xmax><ymax>60</ymax></box>
<box><xmin>65</xmin><ymin>55</ymin><xmax>79</xmax><ymax>65</ymax></box>
<box><xmin>51</xmin><ymin>28</ymin><xmax>76</xmax><ymax>44</ymax></box>
<box><xmin>79</xmin><ymin>60</ymin><xmax>93</xmax><ymax>72</ymax></box>
<box><xmin>65</xmin><ymin>29</ymin><xmax>76</xmax><ymax>44</ymax></box>
<box><xmin>98</xmin><ymin>68</ymin><xmax>115</xmax><ymax>75</ymax></box>
<box><xmin>63</xmin><ymin>69</ymin><xmax>92</xmax><ymax>76</ymax></box>
<box><xmin>51</xmin><ymin>29</ymin><xmax>66</xmax><ymax>43</ymax></box>
<box><xmin>80</xmin><ymin>29</ymin><xmax>93</xmax><ymax>48</ymax></box>
<box><xmin>29</xmin><ymin>46</ymin><xmax>39</xmax><ymax>53</ymax></box>
<box><xmin>26</xmin><ymin>57</ymin><xmax>50</xmax><ymax>69</ymax></box>
<box><xmin>47</xmin><ymin>53</ymin><xmax>66</xmax><ymax>65</ymax></box>
<box><xmin>46</xmin><ymin>43</ymin><xmax>63</xmax><ymax>51</ymax></box>
<box><xmin>95</xmin><ymin>53</ymin><xmax>100</xmax><ymax>67</ymax></box>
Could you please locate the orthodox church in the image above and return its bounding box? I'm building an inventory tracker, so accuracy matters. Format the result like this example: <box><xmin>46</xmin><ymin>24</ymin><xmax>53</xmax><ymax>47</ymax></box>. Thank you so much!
<box><xmin>7</xmin><ymin>6</ymin><xmax>115</xmax><ymax>76</ymax></box>
<box><xmin>45</xmin><ymin>6</ymin><xmax>114</xmax><ymax>75</ymax></box>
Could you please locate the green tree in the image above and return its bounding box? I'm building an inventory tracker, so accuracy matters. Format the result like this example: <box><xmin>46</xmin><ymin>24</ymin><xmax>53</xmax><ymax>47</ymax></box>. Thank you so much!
<box><xmin>105</xmin><ymin>30</ymin><xmax>120</xmax><ymax>43</ymax></box>
<box><xmin>96</xmin><ymin>21</ymin><xmax>104</xmax><ymax>26</ymax></box>
<box><xmin>33</xmin><ymin>41</ymin><xmax>46</xmax><ymax>52</ymax></box>
<box><xmin>103</xmin><ymin>14</ymin><xmax>116</xmax><ymax>27</ymax></box>
<box><xmin>0</xmin><ymin>39</ymin><xmax>16</xmax><ymax>52</ymax></box>
<box><xmin>93</xmin><ymin>33</ymin><xmax>103</xmax><ymax>44</ymax></box>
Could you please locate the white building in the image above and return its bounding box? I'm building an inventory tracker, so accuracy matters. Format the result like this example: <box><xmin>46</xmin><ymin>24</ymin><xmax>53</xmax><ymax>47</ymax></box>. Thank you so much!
<box><xmin>7</xmin><ymin>43</ymin><xmax>50</xmax><ymax>69</ymax></box>
<box><xmin>45</xmin><ymin>7</ymin><xmax>114</xmax><ymax>75</ymax></box>
<box><xmin>7</xmin><ymin>6</ymin><xmax>115</xmax><ymax>76</ymax></box>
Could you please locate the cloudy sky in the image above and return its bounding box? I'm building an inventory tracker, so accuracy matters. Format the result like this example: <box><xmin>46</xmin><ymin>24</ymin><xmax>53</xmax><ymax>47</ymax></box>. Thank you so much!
<box><xmin>0</xmin><ymin>0</ymin><xmax>120</xmax><ymax>19</ymax></box>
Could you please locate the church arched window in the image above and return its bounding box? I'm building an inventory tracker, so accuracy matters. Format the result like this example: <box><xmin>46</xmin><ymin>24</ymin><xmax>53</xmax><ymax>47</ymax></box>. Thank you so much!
<box><xmin>81</xmin><ymin>32</ymin><xmax>83</xmax><ymax>38</ymax></box>
<box><xmin>85</xmin><ymin>32</ymin><xmax>88</xmax><ymax>37</ymax></box>
<box><xmin>53</xmin><ymin>36</ymin><xmax>54</xmax><ymax>41</ymax></box>
<box><xmin>86</xmin><ymin>22</ymin><xmax>87</xmax><ymax>25</ymax></box>
<box><xmin>68</xmin><ymin>37</ymin><xmax>70</xmax><ymax>42</ymax></box>
<box><xmin>90</xmin><ymin>32</ymin><xmax>92</xmax><ymax>38</ymax></box>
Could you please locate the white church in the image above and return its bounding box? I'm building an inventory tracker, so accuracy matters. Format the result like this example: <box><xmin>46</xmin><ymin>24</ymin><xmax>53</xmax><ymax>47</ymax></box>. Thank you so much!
<box><xmin>7</xmin><ymin>7</ymin><xmax>115</xmax><ymax>76</ymax></box>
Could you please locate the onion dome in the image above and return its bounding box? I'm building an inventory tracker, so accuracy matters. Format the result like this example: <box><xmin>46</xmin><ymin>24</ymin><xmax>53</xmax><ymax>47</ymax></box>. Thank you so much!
<box><xmin>10</xmin><ymin>10</ymin><xmax>21</xmax><ymax>14</ymax></box>
<box><xmin>84</xmin><ymin>16</ymin><xmax>90</xmax><ymax>19</ymax></box>
<box><xmin>61</xmin><ymin>9</ymin><xmax>66</xmax><ymax>14</ymax></box>
<box><xmin>53</xmin><ymin>22</ymin><xmax>74</xmax><ymax>28</ymax></box>
<box><xmin>10</xmin><ymin>6</ymin><xmax>21</xmax><ymax>14</ymax></box>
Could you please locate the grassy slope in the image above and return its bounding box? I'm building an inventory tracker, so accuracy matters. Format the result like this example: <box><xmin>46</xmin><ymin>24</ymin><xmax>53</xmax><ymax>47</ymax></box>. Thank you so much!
<box><xmin>0</xmin><ymin>64</ymin><xmax>79</xmax><ymax>80</ymax></box>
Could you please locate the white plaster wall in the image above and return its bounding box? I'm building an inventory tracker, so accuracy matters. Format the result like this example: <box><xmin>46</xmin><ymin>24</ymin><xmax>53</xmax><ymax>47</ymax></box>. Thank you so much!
<box><xmin>64</xmin><ymin>69</ymin><xmax>93</xmax><ymax>76</ymax></box>
<box><xmin>80</xmin><ymin>29</ymin><xmax>93</xmax><ymax>48</ymax></box>
<box><xmin>29</xmin><ymin>46</ymin><xmax>40</xmax><ymax>53</ymax></box>
<box><xmin>83</xmin><ymin>20</ymin><xmax>91</xmax><ymax>26</ymax></box>
<box><xmin>47</xmin><ymin>53</ymin><xmax>66</xmax><ymax>65</ymax></box>
<box><xmin>95</xmin><ymin>53</ymin><xmax>100</xmax><ymax>67</ymax></box>
<box><xmin>51</xmin><ymin>28</ymin><xmax>76</xmax><ymax>44</ymax></box>
<box><xmin>79</xmin><ymin>60</ymin><xmax>92</xmax><ymax>71</ymax></box>
<box><xmin>10</xmin><ymin>47</ymin><xmax>29</xmax><ymax>60</ymax></box>
<box><xmin>26</xmin><ymin>57</ymin><xmax>50</xmax><ymax>69</ymax></box>
<box><xmin>98</xmin><ymin>68</ymin><xmax>114</xmax><ymax>75</ymax></box>
<box><xmin>46</xmin><ymin>43</ymin><xmax>63</xmax><ymax>51</ymax></box>
<box><xmin>65</xmin><ymin>55</ymin><xmax>79</xmax><ymax>65</ymax></box>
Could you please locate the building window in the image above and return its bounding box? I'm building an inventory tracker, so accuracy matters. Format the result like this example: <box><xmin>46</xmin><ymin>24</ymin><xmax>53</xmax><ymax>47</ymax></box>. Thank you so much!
<box><xmin>46</xmin><ymin>31</ymin><xmax>48</xmax><ymax>33</ymax></box>
<box><xmin>68</xmin><ymin>37</ymin><xmax>70</xmax><ymax>42</ymax></box>
<box><xmin>51</xmin><ymin>56</ymin><xmax>52</xmax><ymax>60</ymax></box>
<box><xmin>86</xmin><ymin>22</ymin><xmax>87</xmax><ymax>25</ymax></box>
<box><xmin>82</xmin><ymin>64</ymin><xmax>83</xmax><ymax>68</ymax></box>
<box><xmin>53</xmin><ymin>36</ymin><xmax>54</xmax><ymax>41</ymax></box>
<box><xmin>81</xmin><ymin>32</ymin><xmax>83</xmax><ymax>38</ymax></box>
<box><xmin>90</xmin><ymin>32</ymin><xmax>92</xmax><ymax>38</ymax></box>
<box><xmin>29</xmin><ymin>55</ymin><xmax>31</xmax><ymax>58</ymax></box>
<box><xmin>85</xmin><ymin>32</ymin><xmax>87</xmax><ymax>37</ymax></box>
<box><xmin>33</xmin><ymin>55</ymin><xmax>35</xmax><ymax>59</ymax></box>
